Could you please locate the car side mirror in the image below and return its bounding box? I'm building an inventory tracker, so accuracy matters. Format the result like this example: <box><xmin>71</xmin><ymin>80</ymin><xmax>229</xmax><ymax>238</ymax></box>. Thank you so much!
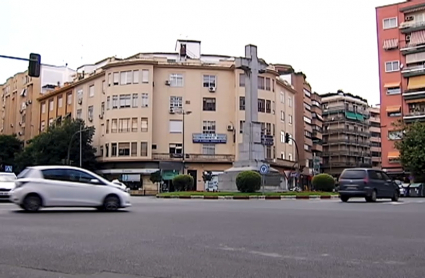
<box><xmin>90</xmin><ymin>179</ymin><xmax>100</xmax><ymax>184</ymax></box>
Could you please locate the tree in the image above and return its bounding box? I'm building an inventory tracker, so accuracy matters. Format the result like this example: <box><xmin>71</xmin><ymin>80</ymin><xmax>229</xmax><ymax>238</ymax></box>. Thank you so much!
<box><xmin>394</xmin><ymin>121</ymin><xmax>425</xmax><ymax>182</ymax></box>
<box><xmin>172</xmin><ymin>174</ymin><xmax>194</xmax><ymax>191</ymax></box>
<box><xmin>15</xmin><ymin>119</ymin><xmax>97</xmax><ymax>172</ymax></box>
<box><xmin>235</xmin><ymin>171</ymin><xmax>261</xmax><ymax>193</ymax></box>
<box><xmin>150</xmin><ymin>170</ymin><xmax>162</xmax><ymax>191</ymax></box>
<box><xmin>0</xmin><ymin>134</ymin><xmax>23</xmax><ymax>172</ymax></box>
<box><xmin>311</xmin><ymin>174</ymin><xmax>335</xmax><ymax>192</ymax></box>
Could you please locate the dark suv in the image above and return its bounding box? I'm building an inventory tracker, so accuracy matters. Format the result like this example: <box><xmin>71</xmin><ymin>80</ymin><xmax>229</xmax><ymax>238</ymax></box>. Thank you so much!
<box><xmin>338</xmin><ymin>168</ymin><xmax>400</xmax><ymax>202</ymax></box>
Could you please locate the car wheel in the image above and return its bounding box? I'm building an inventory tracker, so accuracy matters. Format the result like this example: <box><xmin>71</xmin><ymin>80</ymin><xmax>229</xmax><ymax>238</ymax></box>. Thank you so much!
<box><xmin>22</xmin><ymin>194</ymin><xmax>42</xmax><ymax>212</ymax></box>
<box><xmin>366</xmin><ymin>190</ymin><xmax>377</xmax><ymax>202</ymax></box>
<box><xmin>103</xmin><ymin>195</ymin><xmax>120</xmax><ymax>212</ymax></box>
<box><xmin>340</xmin><ymin>195</ymin><xmax>349</xmax><ymax>202</ymax></box>
<box><xmin>391</xmin><ymin>190</ymin><xmax>399</xmax><ymax>202</ymax></box>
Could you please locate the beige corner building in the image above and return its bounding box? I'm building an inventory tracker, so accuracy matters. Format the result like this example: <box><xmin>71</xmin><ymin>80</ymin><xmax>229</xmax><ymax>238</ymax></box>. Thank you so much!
<box><xmin>1</xmin><ymin>40</ymin><xmax>310</xmax><ymax>191</ymax></box>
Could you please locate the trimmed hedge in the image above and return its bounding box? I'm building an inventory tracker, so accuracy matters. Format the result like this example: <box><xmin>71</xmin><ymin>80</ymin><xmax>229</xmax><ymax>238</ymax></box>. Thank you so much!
<box><xmin>173</xmin><ymin>174</ymin><xmax>194</xmax><ymax>191</ymax></box>
<box><xmin>236</xmin><ymin>171</ymin><xmax>261</xmax><ymax>193</ymax></box>
<box><xmin>312</xmin><ymin>174</ymin><xmax>335</xmax><ymax>192</ymax></box>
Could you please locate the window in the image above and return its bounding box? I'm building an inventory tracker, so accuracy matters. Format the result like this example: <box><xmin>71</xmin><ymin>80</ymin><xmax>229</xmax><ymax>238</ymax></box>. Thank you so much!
<box><xmin>169</xmin><ymin>143</ymin><xmax>182</xmax><ymax>155</ymax></box>
<box><xmin>272</xmin><ymin>79</ymin><xmax>275</xmax><ymax>92</ymax></box>
<box><xmin>239</xmin><ymin>73</ymin><xmax>245</xmax><ymax>87</ymax></box>
<box><xmin>88</xmin><ymin>106</ymin><xmax>94</xmax><ymax>120</ymax></box>
<box><xmin>170</xmin><ymin>74</ymin><xmax>183</xmax><ymax>87</ymax></box>
<box><xmin>280</xmin><ymin>92</ymin><xmax>285</xmax><ymax>103</ymax></box>
<box><xmin>141</xmin><ymin>118</ymin><xmax>148</xmax><ymax>132</ymax></box>
<box><xmin>76</xmin><ymin>109</ymin><xmax>82</xmax><ymax>119</ymax></box>
<box><xmin>118</xmin><ymin>142</ymin><xmax>130</xmax><ymax>156</ymax></box>
<box><xmin>130</xmin><ymin>118</ymin><xmax>138</xmax><ymax>132</ymax></box>
<box><xmin>258</xmin><ymin>99</ymin><xmax>265</xmax><ymax>112</ymax></box>
<box><xmin>264</xmin><ymin>78</ymin><xmax>271</xmax><ymax>91</ymax></box>
<box><xmin>108</xmin><ymin>73</ymin><xmax>112</xmax><ymax>86</ymax></box>
<box><xmin>383</xmin><ymin>17</ymin><xmax>397</xmax><ymax>29</ymax></box>
<box><xmin>58</xmin><ymin>96</ymin><xmax>63</xmax><ymax>108</ymax></box>
<box><xmin>106</xmin><ymin>120</ymin><xmax>109</xmax><ymax>133</ymax></box>
<box><xmin>266</xmin><ymin>100</ymin><xmax>271</xmax><ymax>113</ymax></box>
<box><xmin>41</xmin><ymin>103</ymin><xmax>46</xmax><ymax>113</ymax></box>
<box><xmin>49</xmin><ymin>100</ymin><xmax>54</xmax><ymax>111</ymax></box>
<box><xmin>131</xmin><ymin>142</ymin><xmax>137</xmax><ymax>156</ymax></box>
<box><xmin>106</xmin><ymin>96</ymin><xmax>111</xmax><ymax>110</ymax></box>
<box><xmin>304</xmin><ymin>103</ymin><xmax>311</xmax><ymax>111</ymax></box>
<box><xmin>280</xmin><ymin>131</ymin><xmax>285</xmax><ymax>143</ymax></box>
<box><xmin>303</xmin><ymin>116</ymin><xmax>312</xmax><ymax>124</ymax></box>
<box><xmin>41</xmin><ymin>121</ymin><xmax>45</xmax><ymax>131</ymax></box>
<box><xmin>140</xmin><ymin>142</ymin><xmax>148</xmax><ymax>156</ymax></box>
<box><xmin>77</xmin><ymin>89</ymin><xmax>83</xmax><ymax>101</ymax></box>
<box><xmin>203</xmin><ymin>75</ymin><xmax>216</xmax><ymax>88</ymax></box>
<box><xmin>202</xmin><ymin>121</ymin><xmax>216</xmax><ymax>134</ymax></box>
<box><xmin>258</xmin><ymin>76</ymin><xmax>265</xmax><ymax>90</ymax></box>
<box><xmin>89</xmin><ymin>85</ymin><xmax>94</xmax><ymax>97</ymax></box>
<box><xmin>112</xmin><ymin>95</ymin><xmax>118</xmax><ymax>109</ymax></box>
<box><xmin>385</xmin><ymin>61</ymin><xmax>400</xmax><ymax>72</ymax></box>
<box><xmin>101</xmin><ymin>102</ymin><xmax>105</xmax><ymax>115</ymax></box>
<box><xmin>303</xmin><ymin>89</ymin><xmax>311</xmax><ymax>97</ymax></box>
<box><xmin>266</xmin><ymin>123</ymin><xmax>271</xmax><ymax>135</ymax></box>
<box><xmin>387</xmin><ymin>87</ymin><xmax>401</xmax><ymax>95</ymax></box>
<box><xmin>203</xmin><ymin>98</ymin><xmax>216</xmax><ymax>111</ymax></box>
<box><xmin>289</xmin><ymin>115</ymin><xmax>293</xmax><ymax>124</ymax></box>
<box><xmin>388</xmin><ymin>130</ymin><xmax>402</xmax><ymax>140</ymax></box>
<box><xmin>119</xmin><ymin>94</ymin><xmax>131</xmax><ymax>108</ymax></box>
<box><xmin>111</xmin><ymin>119</ymin><xmax>118</xmax><ymax>133</ymax></box>
<box><xmin>388</xmin><ymin>110</ymin><xmax>401</xmax><ymax>117</ymax></box>
<box><xmin>102</xmin><ymin>80</ymin><xmax>106</xmax><ymax>92</ymax></box>
<box><xmin>170</xmin><ymin>96</ymin><xmax>183</xmax><ymax>111</ymax></box>
<box><xmin>120</xmin><ymin>71</ymin><xmax>130</xmax><ymax>85</ymax></box>
<box><xmin>288</xmin><ymin>153</ymin><xmax>293</xmax><ymax>161</ymax></box>
<box><xmin>142</xmin><ymin>70</ymin><xmax>149</xmax><ymax>83</ymax></box>
<box><xmin>133</xmin><ymin>70</ymin><xmax>139</xmax><ymax>84</ymax></box>
<box><xmin>126</xmin><ymin>71</ymin><xmax>132</xmax><ymax>84</ymax></box>
<box><xmin>169</xmin><ymin>120</ymin><xmax>183</xmax><ymax>133</ymax></box>
<box><xmin>280</xmin><ymin>111</ymin><xmax>285</xmax><ymax>121</ymax></box>
<box><xmin>288</xmin><ymin>134</ymin><xmax>293</xmax><ymax>145</ymax></box>
<box><xmin>238</xmin><ymin>97</ymin><xmax>245</xmax><ymax>110</ymax></box>
<box><xmin>141</xmin><ymin>93</ymin><xmax>149</xmax><ymax>107</ymax></box>
<box><xmin>240</xmin><ymin>120</ymin><xmax>244</xmax><ymax>134</ymax></box>
<box><xmin>67</xmin><ymin>93</ymin><xmax>72</xmax><ymax>105</ymax></box>
<box><xmin>202</xmin><ymin>144</ymin><xmax>215</xmax><ymax>155</ymax></box>
<box><xmin>266</xmin><ymin>146</ymin><xmax>272</xmax><ymax>159</ymax></box>
<box><xmin>280</xmin><ymin>152</ymin><xmax>285</xmax><ymax>160</ymax></box>
<box><xmin>111</xmin><ymin>143</ymin><xmax>117</xmax><ymax>156</ymax></box>
<box><xmin>132</xmin><ymin>93</ymin><xmax>138</xmax><ymax>108</ymax></box>
<box><xmin>119</xmin><ymin>118</ymin><xmax>130</xmax><ymax>132</ymax></box>
<box><xmin>288</xmin><ymin>96</ymin><xmax>292</xmax><ymax>107</ymax></box>
<box><xmin>113</xmin><ymin>72</ymin><xmax>119</xmax><ymax>85</ymax></box>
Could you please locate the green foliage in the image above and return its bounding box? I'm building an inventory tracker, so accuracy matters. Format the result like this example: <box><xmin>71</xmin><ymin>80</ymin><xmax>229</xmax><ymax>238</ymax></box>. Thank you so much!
<box><xmin>172</xmin><ymin>174</ymin><xmax>194</xmax><ymax>191</ymax></box>
<box><xmin>394</xmin><ymin>121</ymin><xmax>425</xmax><ymax>182</ymax></box>
<box><xmin>312</xmin><ymin>174</ymin><xmax>335</xmax><ymax>192</ymax></box>
<box><xmin>0</xmin><ymin>134</ymin><xmax>23</xmax><ymax>172</ymax></box>
<box><xmin>150</xmin><ymin>170</ymin><xmax>162</xmax><ymax>184</ymax></box>
<box><xmin>235</xmin><ymin>171</ymin><xmax>261</xmax><ymax>193</ymax></box>
<box><xmin>15</xmin><ymin>118</ymin><xmax>97</xmax><ymax>172</ymax></box>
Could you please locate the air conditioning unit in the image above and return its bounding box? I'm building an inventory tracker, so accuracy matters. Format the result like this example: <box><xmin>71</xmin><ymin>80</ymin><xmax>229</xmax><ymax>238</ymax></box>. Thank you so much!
<box><xmin>165</xmin><ymin>80</ymin><xmax>171</xmax><ymax>86</ymax></box>
<box><xmin>88</xmin><ymin>117</ymin><xmax>93</xmax><ymax>122</ymax></box>
<box><xmin>99</xmin><ymin>114</ymin><xmax>103</xmax><ymax>119</ymax></box>
<box><xmin>406</xmin><ymin>35</ymin><xmax>411</xmax><ymax>42</ymax></box>
<box><xmin>209</xmin><ymin>86</ymin><xmax>216</xmax><ymax>92</ymax></box>
<box><xmin>78</xmin><ymin>99</ymin><xmax>82</xmax><ymax>104</ymax></box>
<box><xmin>406</xmin><ymin>15</ymin><xmax>414</xmax><ymax>21</ymax></box>
<box><xmin>227</xmin><ymin>124</ymin><xmax>234</xmax><ymax>131</ymax></box>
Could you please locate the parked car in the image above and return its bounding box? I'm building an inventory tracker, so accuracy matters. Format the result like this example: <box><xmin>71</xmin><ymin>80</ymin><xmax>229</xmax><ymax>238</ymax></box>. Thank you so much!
<box><xmin>9</xmin><ymin>165</ymin><xmax>131</xmax><ymax>212</ymax></box>
<box><xmin>0</xmin><ymin>172</ymin><xmax>17</xmax><ymax>200</ymax></box>
<box><xmin>338</xmin><ymin>168</ymin><xmax>399</xmax><ymax>202</ymax></box>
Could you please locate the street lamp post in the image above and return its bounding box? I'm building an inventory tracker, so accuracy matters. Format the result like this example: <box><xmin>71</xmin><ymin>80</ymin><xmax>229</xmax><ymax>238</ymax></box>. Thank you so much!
<box><xmin>66</xmin><ymin>125</ymin><xmax>89</xmax><ymax>167</ymax></box>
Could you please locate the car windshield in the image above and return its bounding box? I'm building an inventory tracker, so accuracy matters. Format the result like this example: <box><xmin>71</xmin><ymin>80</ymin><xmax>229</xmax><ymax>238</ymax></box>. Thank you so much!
<box><xmin>340</xmin><ymin>170</ymin><xmax>366</xmax><ymax>179</ymax></box>
<box><xmin>0</xmin><ymin>174</ymin><xmax>16</xmax><ymax>182</ymax></box>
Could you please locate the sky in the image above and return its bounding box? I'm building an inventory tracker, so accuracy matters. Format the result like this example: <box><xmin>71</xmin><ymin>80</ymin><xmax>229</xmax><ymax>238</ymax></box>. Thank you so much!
<box><xmin>1</xmin><ymin>0</ymin><xmax>399</xmax><ymax>105</ymax></box>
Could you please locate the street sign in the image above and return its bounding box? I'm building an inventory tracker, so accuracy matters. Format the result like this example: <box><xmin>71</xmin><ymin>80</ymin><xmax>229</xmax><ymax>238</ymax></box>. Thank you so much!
<box><xmin>261</xmin><ymin>134</ymin><xmax>274</xmax><ymax>146</ymax></box>
<box><xmin>259</xmin><ymin>164</ymin><xmax>269</xmax><ymax>174</ymax></box>
<box><xmin>4</xmin><ymin>165</ymin><xmax>12</xmax><ymax>172</ymax></box>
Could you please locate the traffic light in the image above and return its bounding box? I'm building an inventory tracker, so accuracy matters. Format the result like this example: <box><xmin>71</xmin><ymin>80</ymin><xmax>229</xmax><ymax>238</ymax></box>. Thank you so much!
<box><xmin>202</xmin><ymin>171</ymin><xmax>213</xmax><ymax>182</ymax></box>
<box><xmin>28</xmin><ymin>53</ymin><xmax>41</xmax><ymax>78</ymax></box>
<box><xmin>285</xmin><ymin>132</ymin><xmax>290</xmax><ymax>143</ymax></box>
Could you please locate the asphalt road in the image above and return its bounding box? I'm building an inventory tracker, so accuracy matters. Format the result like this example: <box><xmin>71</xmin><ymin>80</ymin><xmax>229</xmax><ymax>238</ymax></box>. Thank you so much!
<box><xmin>1</xmin><ymin>197</ymin><xmax>425</xmax><ymax>278</ymax></box>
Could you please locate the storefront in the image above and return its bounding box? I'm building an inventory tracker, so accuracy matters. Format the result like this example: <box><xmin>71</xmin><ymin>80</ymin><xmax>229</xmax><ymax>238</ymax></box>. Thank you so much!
<box><xmin>97</xmin><ymin>168</ymin><xmax>159</xmax><ymax>190</ymax></box>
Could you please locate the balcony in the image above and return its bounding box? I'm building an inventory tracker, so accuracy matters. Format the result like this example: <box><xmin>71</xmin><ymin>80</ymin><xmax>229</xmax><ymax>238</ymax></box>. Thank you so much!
<box><xmin>312</xmin><ymin>130</ymin><xmax>322</xmax><ymax>140</ymax></box>
<box><xmin>369</xmin><ymin>126</ymin><xmax>380</xmax><ymax>133</ymax></box>
<box><xmin>400</xmin><ymin>42</ymin><xmax>425</xmax><ymax>56</ymax></box>
<box><xmin>403</xmin><ymin>90</ymin><xmax>425</xmax><ymax>100</ymax></box>
<box><xmin>369</xmin><ymin>116</ymin><xmax>380</xmax><ymax>124</ymax></box>
<box><xmin>370</xmin><ymin>146</ymin><xmax>381</xmax><ymax>153</ymax></box>
<box><xmin>152</xmin><ymin>153</ymin><xmax>235</xmax><ymax>163</ymax></box>
<box><xmin>322</xmin><ymin>162</ymin><xmax>359</xmax><ymax>169</ymax></box>
<box><xmin>322</xmin><ymin>106</ymin><xmax>368</xmax><ymax>117</ymax></box>
<box><xmin>323</xmin><ymin>128</ymin><xmax>370</xmax><ymax>137</ymax></box>
<box><xmin>322</xmin><ymin>151</ymin><xmax>371</xmax><ymax>157</ymax></box>
<box><xmin>370</xmin><ymin>136</ymin><xmax>381</xmax><ymax>143</ymax></box>
<box><xmin>265</xmin><ymin>158</ymin><xmax>296</xmax><ymax>169</ymax></box>
<box><xmin>312</xmin><ymin>143</ymin><xmax>323</xmax><ymax>152</ymax></box>
<box><xmin>399</xmin><ymin>21</ymin><xmax>425</xmax><ymax>34</ymax></box>
<box><xmin>403</xmin><ymin>111</ymin><xmax>425</xmax><ymax>122</ymax></box>
<box><xmin>402</xmin><ymin>65</ymin><xmax>425</xmax><ymax>77</ymax></box>
<box><xmin>323</xmin><ymin>139</ymin><xmax>370</xmax><ymax>147</ymax></box>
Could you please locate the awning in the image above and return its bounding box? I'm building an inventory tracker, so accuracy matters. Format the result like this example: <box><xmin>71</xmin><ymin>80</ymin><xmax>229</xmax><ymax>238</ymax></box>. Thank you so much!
<box><xmin>316</xmin><ymin>114</ymin><xmax>323</xmax><ymax>121</ymax></box>
<box><xmin>384</xmin><ymin>82</ymin><xmax>400</xmax><ymax>88</ymax></box>
<box><xmin>405</xmin><ymin>98</ymin><xmax>425</xmax><ymax>103</ymax></box>
<box><xmin>388</xmin><ymin>151</ymin><xmax>400</xmax><ymax>159</ymax></box>
<box><xmin>386</xmin><ymin>106</ymin><xmax>401</xmax><ymax>112</ymax></box>
<box><xmin>345</xmin><ymin>112</ymin><xmax>357</xmax><ymax>120</ymax></box>
<box><xmin>161</xmin><ymin>170</ymin><xmax>179</xmax><ymax>181</ymax></box>
<box><xmin>407</xmin><ymin>76</ymin><xmax>425</xmax><ymax>90</ymax></box>
<box><xmin>356</xmin><ymin>114</ymin><xmax>364</xmax><ymax>121</ymax></box>
<box><xmin>409</xmin><ymin>30</ymin><xmax>425</xmax><ymax>46</ymax></box>
<box><xmin>383</xmin><ymin>39</ymin><xmax>398</xmax><ymax>50</ymax></box>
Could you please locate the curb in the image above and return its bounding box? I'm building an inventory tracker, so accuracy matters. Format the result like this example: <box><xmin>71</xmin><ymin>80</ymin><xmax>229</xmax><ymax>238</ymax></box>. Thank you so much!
<box><xmin>156</xmin><ymin>195</ymin><xmax>340</xmax><ymax>200</ymax></box>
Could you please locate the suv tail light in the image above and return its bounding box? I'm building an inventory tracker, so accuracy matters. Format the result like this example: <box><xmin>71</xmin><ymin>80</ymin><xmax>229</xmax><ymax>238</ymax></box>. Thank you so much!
<box><xmin>363</xmin><ymin>177</ymin><xmax>369</xmax><ymax>184</ymax></box>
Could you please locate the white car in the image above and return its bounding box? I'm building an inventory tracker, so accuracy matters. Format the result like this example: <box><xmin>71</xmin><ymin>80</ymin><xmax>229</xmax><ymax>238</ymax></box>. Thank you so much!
<box><xmin>10</xmin><ymin>165</ymin><xmax>131</xmax><ymax>212</ymax></box>
<box><xmin>0</xmin><ymin>172</ymin><xmax>17</xmax><ymax>200</ymax></box>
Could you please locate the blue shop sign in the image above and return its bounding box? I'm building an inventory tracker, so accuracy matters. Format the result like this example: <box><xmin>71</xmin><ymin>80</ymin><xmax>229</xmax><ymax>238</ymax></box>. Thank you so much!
<box><xmin>192</xmin><ymin>133</ymin><xmax>227</xmax><ymax>144</ymax></box>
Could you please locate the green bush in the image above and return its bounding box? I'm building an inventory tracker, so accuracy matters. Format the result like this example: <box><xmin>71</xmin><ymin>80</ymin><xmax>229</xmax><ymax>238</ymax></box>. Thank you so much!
<box><xmin>173</xmin><ymin>174</ymin><xmax>194</xmax><ymax>191</ymax></box>
<box><xmin>312</xmin><ymin>174</ymin><xmax>335</xmax><ymax>192</ymax></box>
<box><xmin>236</xmin><ymin>171</ymin><xmax>261</xmax><ymax>193</ymax></box>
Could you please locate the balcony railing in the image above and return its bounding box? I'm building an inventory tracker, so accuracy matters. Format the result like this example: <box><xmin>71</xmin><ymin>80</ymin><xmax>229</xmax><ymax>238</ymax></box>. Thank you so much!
<box><xmin>402</xmin><ymin>65</ymin><xmax>425</xmax><ymax>77</ymax></box>
<box><xmin>321</xmin><ymin>162</ymin><xmax>359</xmax><ymax>168</ymax></box>
<box><xmin>399</xmin><ymin>20</ymin><xmax>425</xmax><ymax>33</ymax></box>
<box><xmin>152</xmin><ymin>153</ymin><xmax>235</xmax><ymax>162</ymax></box>
<box><xmin>323</xmin><ymin>140</ymin><xmax>371</xmax><ymax>147</ymax></box>
<box><xmin>403</xmin><ymin>89</ymin><xmax>425</xmax><ymax>99</ymax></box>
<box><xmin>403</xmin><ymin>111</ymin><xmax>425</xmax><ymax>122</ymax></box>
<box><xmin>400</xmin><ymin>42</ymin><xmax>425</xmax><ymax>55</ymax></box>
<box><xmin>322</xmin><ymin>151</ymin><xmax>371</xmax><ymax>157</ymax></box>
<box><xmin>322</xmin><ymin>105</ymin><xmax>368</xmax><ymax>115</ymax></box>
<box><xmin>323</xmin><ymin>128</ymin><xmax>370</xmax><ymax>136</ymax></box>
<box><xmin>265</xmin><ymin>158</ymin><xmax>296</xmax><ymax>169</ymax></box>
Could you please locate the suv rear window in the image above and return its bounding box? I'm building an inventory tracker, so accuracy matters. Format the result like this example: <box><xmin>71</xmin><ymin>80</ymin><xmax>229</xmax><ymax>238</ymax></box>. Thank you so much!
<box><xmin>340</xmin><ymin>170</ymin><xmax>366</xmax><ymax>179</ymax></box>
